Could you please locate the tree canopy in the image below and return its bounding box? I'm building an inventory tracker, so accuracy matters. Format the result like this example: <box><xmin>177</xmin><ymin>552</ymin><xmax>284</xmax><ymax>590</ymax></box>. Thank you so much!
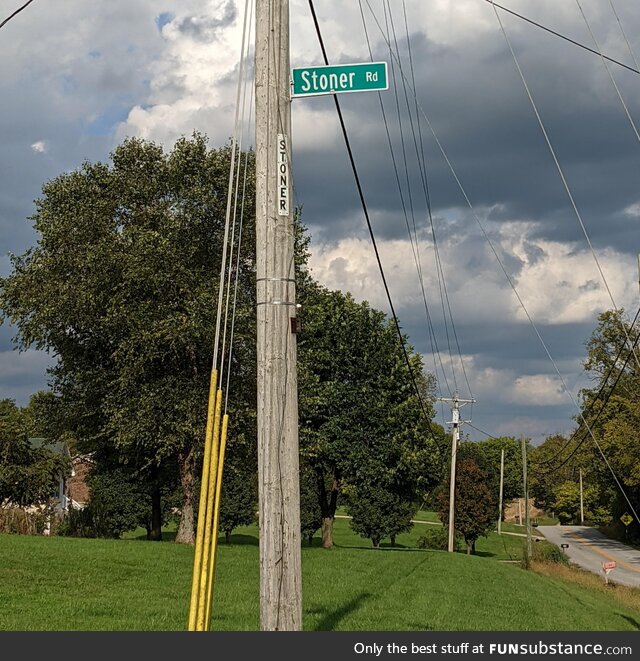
<box><xmin>297</xmin><ymin>282</ymin><xmax>444</xmax><ymax>548</ymax></box>
<box><xmin>0</xmin><ymin>134</ymin><xmax>257</xmax><ymax>542</ymax></box>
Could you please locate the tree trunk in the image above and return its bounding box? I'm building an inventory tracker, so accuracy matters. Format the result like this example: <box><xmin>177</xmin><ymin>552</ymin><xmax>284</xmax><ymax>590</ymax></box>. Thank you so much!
<box><xmin>149</xmin><ymin>485</ymin><xmax>163</xmax><ymax>541</ymax></box>
<box><xmin>175</xmin><ymin>447</ymin><xmax>196</xmax><ymax>544</ymax></box>
<box><xmin>321</xmin><ymin>516</ymin><xmax>334</xmax><ymax>549</ymax></box>
<box><xmin>307</xmin><ymin>534</ymin><xmax>313</xmax><ymax>546</ymax></box>
<box><xmin>466</xmin><ymin>541</ymin><xmax>472</xmax><ymax>555</ymax></box>
<box><xmin>316</xmin><ymin>466</ymin><xmax>340</xmax><ymax>549</ymax></box>
<box><xmin>390</xmin><ymin>534</ymin><xmax>396</xmax><ymax>547</ymax></box>
<box><xmin>372</xmin><ymin>537</ymin><xmax>380</xmax><ymax>548</ymax></box>
<box><xmin>225</xmin><ymin>531</ymin><xmax>231</xmax><ymax>544</ymax></box>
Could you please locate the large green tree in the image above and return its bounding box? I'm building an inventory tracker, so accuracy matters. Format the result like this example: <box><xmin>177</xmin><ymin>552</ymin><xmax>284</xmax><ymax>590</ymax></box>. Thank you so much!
<box><xmin>297</xmin><ymin>283</ymin><xmax>444</xmax><ymax>548</ymax></box>
<box><xmin>0</xmin><ymin>135</ymin><xmax>257</xmax><ymax>542</ymax></box>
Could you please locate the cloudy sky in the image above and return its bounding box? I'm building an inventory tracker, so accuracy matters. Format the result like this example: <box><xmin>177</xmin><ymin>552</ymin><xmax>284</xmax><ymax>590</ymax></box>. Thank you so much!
<box><xmin>1</xmin><ymin>0</ymin><xmax>639</xmax><ymax>443</ymax></box>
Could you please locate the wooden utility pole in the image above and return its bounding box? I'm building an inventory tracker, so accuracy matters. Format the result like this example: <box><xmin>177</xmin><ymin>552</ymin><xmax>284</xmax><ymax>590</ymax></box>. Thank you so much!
<box><xmin>497</xmin><ymin>448</ymin><xmax>505</xmax><ymax>535</ymax></box>
<box><xmin>438</xmin><ymin>392</ymin><xmax>475</xmax><ymax>552</ymax></box>
<box><xmin>579</xmin><ymin>468</ymin><xmax>584</xmax><ymax>525</ymax></box>
<box><xmin>255</xmin><ymin>0</ymin><xmax>302</xmax><ymax>631</ymax></box>
<box><xmin>521</xmin><ymin>436</ymin><xmax>532</xmax><ymax>560</ymax></box>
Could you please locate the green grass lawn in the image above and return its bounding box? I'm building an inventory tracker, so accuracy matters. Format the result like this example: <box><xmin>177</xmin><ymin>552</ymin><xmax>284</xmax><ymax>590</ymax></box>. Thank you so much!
<box><xmin>1</xmin><ymin>517</ymin><xmax>639</xmax><ymax>631</ymax></box>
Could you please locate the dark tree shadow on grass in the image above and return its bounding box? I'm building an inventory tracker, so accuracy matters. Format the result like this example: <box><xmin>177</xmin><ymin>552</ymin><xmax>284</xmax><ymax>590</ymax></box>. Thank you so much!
<box><xmin>619</xmin><ymin>614</ymin><xmax>640</xmax><ymax>630</ymax></box>
<box><xmin>221</xmin><ymin>534</ymin><xmax>259</xmax><ymax>546</ymax></box>
<box><xmin>309</xmin><ymin>592</ymin><xmax>371</xmax><ymax>631</ymax></box>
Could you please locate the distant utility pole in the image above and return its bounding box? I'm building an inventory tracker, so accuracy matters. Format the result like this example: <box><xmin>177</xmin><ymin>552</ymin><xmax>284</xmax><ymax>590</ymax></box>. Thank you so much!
<box><xmin>255</xmin><ymin>0</ymin><xmax>302</xmax><ymax>631</ymax></box>
<box><xmin>521</xmin><ymin>435</ymin><xmax>532</xmax><ymax>560</ymax></box>
<box><xmin>438</xmin><ymin>392</ymin><xmax>475</xmax><ymax>552</ymax></box>
<box><xmin>497</xmin><ymin>448</ymin><xmax>505</xmax><ymax>535</ymax></box>
<box><xmin>579</xmin><ymin>469</ymin><xmax>584</xmax><ymax>525</ymax></box>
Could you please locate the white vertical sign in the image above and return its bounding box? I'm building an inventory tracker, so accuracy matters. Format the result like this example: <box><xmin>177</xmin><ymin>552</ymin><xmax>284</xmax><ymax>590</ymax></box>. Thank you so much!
<box><xmin>277</xmin><ymin>134</ymin><xmax>289</xmax><ymax>216</ymax></box>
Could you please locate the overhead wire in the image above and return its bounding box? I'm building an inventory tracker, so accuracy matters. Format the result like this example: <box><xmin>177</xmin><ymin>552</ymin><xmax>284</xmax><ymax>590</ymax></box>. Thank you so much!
<box><xmin>357</xmin><ymin>0</ymin><xmax>454</xmax><ymax>399</ymax></box>
<box><xmin>607</xmin><ymin>0</ymin><xmax>640</xmax><ymax>74</ymax></box>
<box><xmin>466</xmin><ymin>422</ymin><xmax>499</xmax><ymax>441</ymax></box>
<box><xmin>484</xmin><ymin>0</ymin><xmax>640</xmax><ymax>76</ymax></box>
<box><xmin>478</xmin><ymin>1</ymin><xmax>640</xmax><ymax>519</ymax></box>
<box><xmin>489</xmin><ymin>1</ymin><xmax>640</xmax><ymax>374</ymax></box>
<box><xmin>357</xmin><ymin>0</ymin><xmax>475</xmax><ymax>409</ymax></box>
<box><xmin>223</xmin><ymin>1</ymin><xmax>255</xmax><ymax>410</ymax></box>
<box><xmin>0</xmin><ymin>0</ymin><xmax>35</xmax><ymax>30</ymax></box>
<box><xmin>308</xmin><ymin>0</ymin><xmax>442</xmax><ymax>445</ymax></box>
<box><xmin>398</xmin><ymin>0</ymin><xmax>474</xmax><ymax>401</ymax></box>
<box><xmin>537</xmin><ymin>323</ymin><xmax>640</xmax><ymax>482</ymax></box>
<box><xmin>384</xmin><ymin>0</ymin><xmax>461</xmax><ymax>397</ymax></box>
<box><xmin>532</xmin><ymin>305</ymin><xmax>640</xmax><ymax>469</ymax></box>
<box><xmin>362</xmin><ymin>0</ymin><xmax>639</xmax><ymax>522</ymax></box>
<box><xmin>219</xmin><ymin>0</ymin><xmax>254</xmax><ymax>393</ymax></box>
<box><xmin>575</xmin><ymin>0</ymin><xmax>640</xmax><ymax>146</ymax></box>
<box><xmin>189</xmin><ymin>0</ymin><xmax>253</xmax><ymax>632</ymax></box>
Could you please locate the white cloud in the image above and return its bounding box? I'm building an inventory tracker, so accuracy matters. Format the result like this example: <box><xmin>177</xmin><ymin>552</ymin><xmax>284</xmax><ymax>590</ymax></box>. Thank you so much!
<box><xmin>509</xmin><ymin>374</ymin><xmax>566</xmax><ymax>406</ymax></box>
<box><xmin>307</xmin><ymin>219</ymin><xmax>637</xmax><ymax>329</ymax></box>
<box><xmin>30</xmin><ymin>141</ymin><xmax>47</xmax><ymax>154</ymax></box>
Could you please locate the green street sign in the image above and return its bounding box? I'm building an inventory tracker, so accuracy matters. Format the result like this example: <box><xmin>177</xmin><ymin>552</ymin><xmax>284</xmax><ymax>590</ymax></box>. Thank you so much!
<box><xmin>621</xmin><ymin>512</ymin><xmax>633</xmax><ymax>526</ymax></box>
<box><xmin>292</xmin><ymin>62</ymin><xmax>388</xmax><ymax>97</ymax></box>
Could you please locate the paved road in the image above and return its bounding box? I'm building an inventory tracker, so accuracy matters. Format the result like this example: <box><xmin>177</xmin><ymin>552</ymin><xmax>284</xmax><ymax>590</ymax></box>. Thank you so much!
<box><xmin>538</xmin><ymin>525</ymin><xmax>640</xmax><ymax>588</ymax></box>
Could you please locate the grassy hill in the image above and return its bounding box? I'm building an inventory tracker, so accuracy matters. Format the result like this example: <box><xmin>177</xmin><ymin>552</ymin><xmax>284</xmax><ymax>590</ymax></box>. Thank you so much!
<box><xmin>1</xmin><ymin>518</ymin><xmax>639</xmax><ymax>631</ymax></box>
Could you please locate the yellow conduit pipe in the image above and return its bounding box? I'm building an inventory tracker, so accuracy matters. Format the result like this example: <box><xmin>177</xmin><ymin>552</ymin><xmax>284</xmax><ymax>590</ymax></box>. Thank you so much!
<box><xmin>187</xmin><ymin>369</ymin><xmax>218</xmax><ymax>631</ymax></box>
<box><xmin>203</xmin><ymin>413</ymin><xmax>229</xmax><ymax>629</ymax></box>
<box><xmin>195</xmin><ymin>389</ymin><xmax>223</xmax><ymax>631</ymax></box>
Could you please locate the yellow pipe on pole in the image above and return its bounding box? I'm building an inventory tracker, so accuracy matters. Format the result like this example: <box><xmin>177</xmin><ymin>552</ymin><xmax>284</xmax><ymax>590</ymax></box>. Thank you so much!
<box><xmin>187</xmin><ymin>369</ymin><xmax>218</xmax><ymax>631</ymax></box>
<box><xmin>195</xmin><ymin>389</ymin><xmax>223</xmax><ymax>631</ymax></box>
<box><xmin>204</xmin><ymin>413</ymin><xmax>229</xmax><ymax>629</ymax></box>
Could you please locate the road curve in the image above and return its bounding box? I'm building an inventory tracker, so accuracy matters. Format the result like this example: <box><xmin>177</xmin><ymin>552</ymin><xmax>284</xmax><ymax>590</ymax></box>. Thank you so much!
<box><xmin>538</xmin><ymin>525</ymin><xmax>640</xmax><ymax>588</ymax></box>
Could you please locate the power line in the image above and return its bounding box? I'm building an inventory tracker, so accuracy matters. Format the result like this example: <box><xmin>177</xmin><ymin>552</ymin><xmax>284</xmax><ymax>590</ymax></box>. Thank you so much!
<box><xmin>308</xmin><ymin>0</ymin><xmax>440</xmax><ymax>445</ymax></box>
<box><xmin>384</xmin><ymin>0</ymin><xmax>461</xmax><ymax>396</ymax></box>
<box><xmin>532</xmin><ymin>306</ymin><xmax>640</xmax><ymax>469</ymax></box>
<box><xmin>607</xmin><ymin>0</ymin><xmax>640</xmax><ymax>75</ymax></box>
<box><xmin>537</xmin><ymin>321</ymin><xmax>640</xmax><ymax>478</ymax></box>
<box><xmin>489</xmin><ymin>1</ymin><xmax>640</xmax><ymax>375</ymax></box>
<box><xmin>358</xmin><ymin>0</ymin><xmax>453</xmax><ymax>399</ymax></box>
<box><xmin>0</xmin><ymin>0</ymin><xmax>35</xmax><ymax>30</ymax></box>
<box><xmin>361</xmin><ymin>0</ymin><xmax>638</xmax><ymax>521</ymax></box>
<box><xmin>575</xmin><ymin>0</ymin><xmax>640</xmax><ymax>147</ymax></box>
<box><xmin>484</xmin><ymin>0</ymin><xmax>640</xmax><ymax>76</ymax></box>
<box><xmin>466</xmin><ymin>422</ymin><xmax>499</xmax><ymax>441</ymax></box>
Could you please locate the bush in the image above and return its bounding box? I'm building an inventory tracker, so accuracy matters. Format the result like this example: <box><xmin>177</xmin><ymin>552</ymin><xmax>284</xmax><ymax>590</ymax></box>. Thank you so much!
<box><xmin>57</xmin><ymin>507</ymin><xmax>96</xmax><ymax>538</ymax></box>
<box><xmin>417</xmin><ymin>526</ymin><xmax>451</xmax><ymax>551</ymax></box>
<box><xmin>528</xmin><ymin>540</ymin><xmax>569</xmax><ymax>566</ymax></box>
<box><xmin>58</xmin><ymin>468</ymin><xmax>151</xmax><ymax>538</ymax></box>
<box><xmin>0</xmin><ymin>506</ymin><xmax>47</xmax><ymax>535</ymax></box>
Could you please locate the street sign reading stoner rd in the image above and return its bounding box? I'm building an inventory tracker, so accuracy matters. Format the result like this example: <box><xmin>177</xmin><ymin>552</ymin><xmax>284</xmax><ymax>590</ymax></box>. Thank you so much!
<box><xmin>292</xmin><ymin>62</ymin><xmax>388</xmax><ymax>97</ymax></box>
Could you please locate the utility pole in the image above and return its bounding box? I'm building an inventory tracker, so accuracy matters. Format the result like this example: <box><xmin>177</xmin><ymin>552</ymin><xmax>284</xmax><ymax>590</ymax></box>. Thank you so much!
<box><xmin>438</xmin><ymin>392</ymin><xmax>475</xmax><ymax>552</ymax></box>
<box><xmin>255</xmin><ymin>0</ymin><xmax>302</xmax><ymax>631</ymax></box>
<box><xmin>521</xmin><ymin>435</ymin><xmax>532</xmax><ymax>560</ymax></box>
<box><xmin>497</xmin><ymin>448</ymin><xmax>505</xmax><ymax>535</ymax></box>
<box><xmin>579</xmin><ymin>469</ymin><xmax>584</xmax><ymax>525</ymax></box>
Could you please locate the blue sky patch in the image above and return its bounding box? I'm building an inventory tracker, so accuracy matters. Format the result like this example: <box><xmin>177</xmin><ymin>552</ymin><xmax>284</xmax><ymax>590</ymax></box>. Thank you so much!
<box><xmin>155</xmin><ymin>12</ymin><xmax>174</xmax><ymax>32</ymax></box>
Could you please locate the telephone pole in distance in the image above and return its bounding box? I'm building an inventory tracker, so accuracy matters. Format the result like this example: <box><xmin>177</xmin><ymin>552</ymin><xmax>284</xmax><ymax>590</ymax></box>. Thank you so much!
<box><xmin>438</xmin><ymin>392</ymin><xmax>475</xmax><ymax>552</ymax></box>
